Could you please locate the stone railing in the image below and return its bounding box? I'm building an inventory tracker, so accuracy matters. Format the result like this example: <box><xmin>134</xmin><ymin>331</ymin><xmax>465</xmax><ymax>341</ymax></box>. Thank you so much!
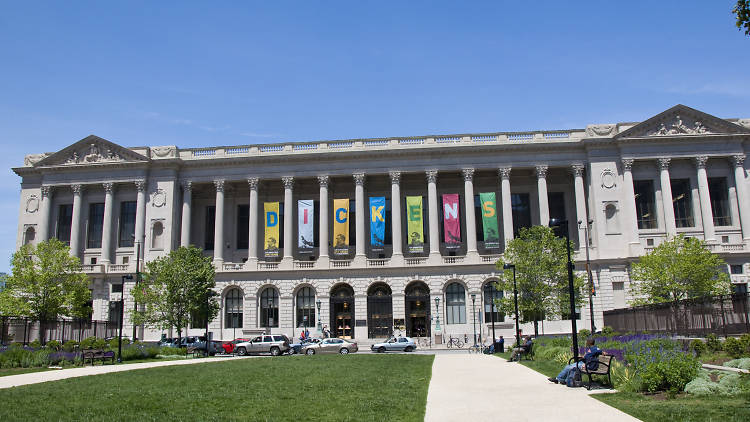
<box><xmin>107</xmin><ymin>264</ymin><xmax>130</xmax><ymax>273</ymax></box>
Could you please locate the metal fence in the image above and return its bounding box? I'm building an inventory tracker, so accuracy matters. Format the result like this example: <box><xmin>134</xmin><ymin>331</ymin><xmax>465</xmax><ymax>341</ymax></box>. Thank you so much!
<box><xmin>0</xmin><ymin>316</ymin><xmax>119</xmax><ymax>345</ymax></box>
<box><xmin>603</xmin><ymin>293</ymin><xmax>750</xmax><ymax>337</ymax></box>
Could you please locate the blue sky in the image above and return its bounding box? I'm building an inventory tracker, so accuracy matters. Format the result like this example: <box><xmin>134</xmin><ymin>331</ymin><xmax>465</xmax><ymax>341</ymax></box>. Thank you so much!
<box><xmin>0</xmin><ymin>1</ymin><xmax>748</xmax><ymax>272</ymax></box>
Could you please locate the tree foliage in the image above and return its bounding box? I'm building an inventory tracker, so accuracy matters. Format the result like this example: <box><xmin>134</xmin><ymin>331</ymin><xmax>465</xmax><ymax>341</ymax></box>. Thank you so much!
<box><xmin>629</xmin><ymin>235</ymin><xmax>730</xmax><ymax>305</ymax></box>
<box><xmin>0</xmin><ymin>239</ymin><xmax>90</xmax><ymax>325</ymax></box>
<box><xmin>132</xmin><ymin>246</ymin><xmax>219</xmax><ymax>340</ymax></box>
<box><xmin>733</xmin><ymin>0</ymin><xmax>750</xmax><ymax>36</ymax></box>
<box><xmin>494</xmin><ymin>226</ymin><xmax>584</xmax><ymax>328</ymax></box>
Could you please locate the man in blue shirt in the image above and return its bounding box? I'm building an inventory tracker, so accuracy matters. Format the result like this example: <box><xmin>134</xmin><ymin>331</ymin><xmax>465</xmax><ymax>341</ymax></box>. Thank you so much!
<box><xmin>549</xmin><ymin>337</ymin><xmax>602</xmax><ymax>384</ymax></box>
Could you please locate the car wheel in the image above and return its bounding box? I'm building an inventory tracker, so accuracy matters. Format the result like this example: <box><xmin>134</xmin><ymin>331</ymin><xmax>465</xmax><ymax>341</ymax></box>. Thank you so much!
<box><xmin>378</xmin><ymin>347</ymin><xmax>386</xmax><ymax>353</ymax></box>
<box><xmin>270</xmin><ymin>347</ymin><xmax>281</xmax><ymax>356</ymax></box>
<box><xmin>339</xmin><ymin>348</ymin><xmax>349</xmax><ymax>355</ymax></box>
<box><xmin>305</xmin><ymin>348</ymin><xmax>315</xmax><ymax>355</ymax></box>
<box><xmin>289</xmin><ymin>348</ymin><xmax>296</xmax><ymax>355</ymax></box>
<box><xmin>236</xmin><ymin>347</ymin><xmax>247</xmax><ymax>356</ymax></box>
<box><xmin>404</xmin><ymin>346</ymin><xmax>413</xmax><ymax>352</ymax></box>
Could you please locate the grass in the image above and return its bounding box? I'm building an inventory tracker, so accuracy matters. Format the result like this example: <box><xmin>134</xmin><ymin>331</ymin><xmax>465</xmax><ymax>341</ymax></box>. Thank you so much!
<box><xmin>0</xmin><ymin>367</ymin><xmax>53</xmax><ymax>378</ymax></box>
<box><xmin>594</xmin><ymin>392</ymin><xmax>750</xmax><ymax>422</ymax></box>
<box><xmin>0</xmin><ymin>354</ymin><xmax>434</xmax><ymax>421</ymax></box>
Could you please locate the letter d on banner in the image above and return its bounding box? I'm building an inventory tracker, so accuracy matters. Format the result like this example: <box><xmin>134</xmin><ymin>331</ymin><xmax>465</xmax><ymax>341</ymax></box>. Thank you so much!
<box><xmin>264</xmin><ymin>202</ymin><xmax>280</xmax><ymax>257</ymax></box>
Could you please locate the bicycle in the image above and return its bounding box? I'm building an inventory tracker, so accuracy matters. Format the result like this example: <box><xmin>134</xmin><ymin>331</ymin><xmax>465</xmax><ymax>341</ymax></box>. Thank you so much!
<box><xmin>446</xmin><ymin>335</ymin><xmax>463</xmax><ymax>349</ymax></box>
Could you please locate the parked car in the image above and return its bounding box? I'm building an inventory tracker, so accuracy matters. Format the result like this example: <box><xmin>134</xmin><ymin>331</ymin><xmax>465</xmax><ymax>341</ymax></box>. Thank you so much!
<box><xmin>302</xmin><ymin>338</ymin><xmax>358</xmax><ymax>355</ymax></box>
<box><xmin>371</xmin><ymin>336</ymin><xmax>417</xmax><ymax>353</ymax></box>
<box><xmin>190</xmin><ymin>340</ymin><xmax>223</xmax><ymax>356</ymax></box>
<box><xmin>289</xmin><ymin>338</ymin><xmax>320</xmax><ymax>354</ymax></box>
<box><xmin>234</xmin><ymin>335</ymin><xmax>291</xmax><ymax>356</ymax></box>
<box><xmin>157</xmin><ymin>337</ymin><xmax>179</xmax><ymax>347</ymax></box>
<box><xmin>221</xmin><ymin>338</ymin><xmax>251</xmax><ymax>354</ymax></box>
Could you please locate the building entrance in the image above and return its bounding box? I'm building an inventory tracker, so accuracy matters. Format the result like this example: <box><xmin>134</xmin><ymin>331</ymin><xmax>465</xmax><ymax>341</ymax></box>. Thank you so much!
<box><xmin>330</xmin><ymin>284</ymin><xmax>355</xmax><ymax>339</ymax></box>
<box><xmin>367</xmin><ymin>283</ymin><xmax>393</xmax><ymax>338</ymax></box>
<box><xmin>405</xmin><ymin>281</ymin><xmax>431</xmax><ymax>338</ymax></box>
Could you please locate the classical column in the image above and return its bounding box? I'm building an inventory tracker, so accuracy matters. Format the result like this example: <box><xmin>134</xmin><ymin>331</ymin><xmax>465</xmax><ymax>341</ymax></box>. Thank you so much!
<box><xmin>695</xmin><ymin>156</ymin><xmax>716</xmax><ymax>242</ymax></box>
<box><xmin>38</xmin><ymin>186</ymin><xmax>53</xmax><ymax>242</ymax></box>
<box><xmin>390</xmin><ymin>171</ymin><xmax>403</xmax><ymax>259</ymax></box>
<box><xmin>180</xmin><ymin>181</ymin><xmax>192</xmax><ymax>247</ymax></box>
<box><xmin>622</xmin><ymin>159</ymin><xmax>640</xmax><ymax>246</ymax></box>
<box><xmin>732</xmin><ymin>155</ymin><xmax>750</xmax><ymax>240</ymax></box>
<box><xmin>282</xmin><ymin>177</ymin><xmax>294</xmax><ymax>261</ymax></box>
<box><xmin>101</xmin><ymin>182</ymin><xmax>115</xmax><ymax>265</ymax></box>
<box><xmin>318</xmin><ymin>176</ymin><xmax>329</xmax><ymax>261</ymax></box>
<box><xmin>134</xmin><ymin>180</ymin><xmax>146</xmax><ymax>261</ymax></box>
<box><xmin>659</xmin><ymin>158</ymin><xmax>677</xmax><ymax>236</ymax></box>
<box><xmin>426</xmin><ymin>170</ymin><xmax>440</xmax><ymax>257</ymax></box>
<box><xmin>463</xmin><ymin>168</ymin><xmax>478</xmax><ymax>254</ymax></box>
<box><xmin>571</xmin><ymin>164</ymin><xmax>588</xmax><ymax>249</ymax></box>
<box><xmin>247</xmin><ymin>178</ymin><xmax>259</xmax><ymax>264</ymax></box>
<box><xmin>353</xmin><ymin>173</ymin><xmax>366</xmax><ymax>259</ymax></box>
<box><xmin>213</xmin><ymin>180</ymin><xmax>225</xmax><ymax>264</ymax></box>
<box><xmin>499</xmin><ymin>167</ymin><xmax>514</xmax><ymax>248</ymax></box>
<box><xmin>69</xmin><ymin>184</ymin><xmax>82</xmax><ymax>257</ymax></box>
<box><xmin>536</xmin><ymin>165</ymin><xmax>550</xmax><ymax>227</ymax></box>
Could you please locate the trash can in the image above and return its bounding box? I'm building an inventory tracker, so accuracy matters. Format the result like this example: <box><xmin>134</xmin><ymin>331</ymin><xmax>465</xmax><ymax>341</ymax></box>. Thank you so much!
<box><xmin>435</xmin><ymin>334</ymin><xmax>442</xmax><ymax>345</ymax></box>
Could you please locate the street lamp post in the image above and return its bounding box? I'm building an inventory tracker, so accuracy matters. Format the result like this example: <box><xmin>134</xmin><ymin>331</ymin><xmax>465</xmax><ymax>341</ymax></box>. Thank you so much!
<box><xmin>118</xmin><ymin>274</ymin><xmax>132</xmax><ymax>363</ymax></box>
<box><xmin>434</xmin><ymin>297</ymin><xmax>441</xmax><ymax>332</ymax></box>
<box><xmin>131</xmin><ymin>240</ymin><xmax>141</xmax><ymax>341</ymax></box>
<box><xmin>578</xmin><ymin>219</ymin><xmax>596</xmax><ymax>333</ymax></box>
<box><xmin>316</xmin><ymin>299</ymin><xmax>322</xmax><ymax>333</ymax></box>
<box><xmin>489</xmin><ymin>288</ymin><xmax>496</xmax><ymax>352</ymax></box>
<box><xmin>549</xmin><ymin>218</ymin><xmax>580</xmax><ymax>360</ymax></box>
<box><xmin>503</xmin><ymin>263</ymin><xmax>521</xmax><ymax>349</ymax></box>
<box><xmin>471</xmin><ymin>293</ymin><xmax>477</xmax><ymax>347</ymax></box>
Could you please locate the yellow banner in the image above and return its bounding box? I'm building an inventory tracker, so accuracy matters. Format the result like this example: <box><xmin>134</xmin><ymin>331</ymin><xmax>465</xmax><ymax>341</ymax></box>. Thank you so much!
<box><xmin>264</xmin><ymin>202</ymin><xmax>280</xmax><ymax>257</ymax></box>
<box><xmin>406</xmin><ymin>196</ymin><xmax>424</xmax><ymax>253</ymax></box>
<box><xmin>333</xmin><ymin>199</ymin><xmax>350</xmax><ymax>255</ymax></box>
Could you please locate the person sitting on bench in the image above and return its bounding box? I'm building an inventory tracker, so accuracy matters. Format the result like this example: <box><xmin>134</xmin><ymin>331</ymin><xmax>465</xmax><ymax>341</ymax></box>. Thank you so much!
<box><xmin>508</xmin><ymin>336</ymin><xmax>533</xmax><ymax>361</ymax></box>
<box><xmin>548</xmin><ymin>337</ymin><xmax>602</xmax><ymax>384</ymax></box>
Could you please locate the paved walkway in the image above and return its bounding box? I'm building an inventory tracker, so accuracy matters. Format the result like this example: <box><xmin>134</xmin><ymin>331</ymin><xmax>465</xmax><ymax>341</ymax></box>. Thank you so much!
<box><xmin>0</xmin><ymin>356</ymin><xmax>247</xmax><ymax>389</ymax></box>
<box><xmin>425</xmin><ymin>354</ymin><xmax>639</xmax><ymax>421</ymax></box>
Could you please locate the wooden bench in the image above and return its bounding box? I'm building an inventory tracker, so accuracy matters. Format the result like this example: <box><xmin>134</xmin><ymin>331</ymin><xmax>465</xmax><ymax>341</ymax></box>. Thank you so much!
<box><xmin>186</xmin><ymin>346</ymin><xmax>207</xmax><ymax>358</ymax></box>
<box><xmin>569</xmin><ymin>354</ymin><xmax>613</xmax><ymax>390</ymax></box>
<box><xmin>82</xmin><ymin>349</ymin><xmax>115</xmax><ymax>365</ymax></box>
<box><xmin>519</xmin><ymin>343</ymin><xmax>534</xmax><ymax>361</ymax></box>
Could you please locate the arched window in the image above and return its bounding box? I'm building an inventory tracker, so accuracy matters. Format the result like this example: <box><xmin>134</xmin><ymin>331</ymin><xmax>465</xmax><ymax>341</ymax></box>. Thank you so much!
<box><xmin>296</xmin><ymin>287</ymin><xmax>316</xmax><ymax>328</ymax></box>
<box><xmin>445</xmin><ymin>283</ymin><xmax>466</xmax><ymax>324</ymax></box>
<box><xmin>260</xmin><ymin>287</ymin><xmax>279</xmax><ymax>327</ymax></box>
<box><xmin>151</xmin><ymin>221</ymin><xmax>164</xmax><ymax>249</ymax></box>
<box><xmin>24</xmin><ymin>226</ymin><xmax>36</xmax><ymax>245</ymax></box>
<box><xmin>483</xmin><ymin>281</ymin><xmax>504</xmax><ymax>323</ymax></box>
<box><xmin>224</xmin><ymin>288</ymin><xmax>243</xmax><ymax>329</ymax></box>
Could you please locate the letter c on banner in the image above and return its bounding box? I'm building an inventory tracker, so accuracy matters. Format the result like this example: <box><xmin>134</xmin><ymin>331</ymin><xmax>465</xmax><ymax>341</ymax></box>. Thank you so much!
<box><xmin>266</xmin><ymin>211</ymin><xmax>278</xmax><ymax>227</ymax></box>
<box><xmin>483</xmin><ymin>201</ymin><xmax>496</xmax><ymax>217</ymax></box>
<box><xmin>335</xmin><ymin>208</ymin><xmax>348</xmax><ymax>223</ymax></box>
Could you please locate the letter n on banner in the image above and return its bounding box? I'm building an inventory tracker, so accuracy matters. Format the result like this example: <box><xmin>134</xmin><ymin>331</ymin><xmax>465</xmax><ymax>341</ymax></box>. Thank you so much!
<box><xmin>264</xmin><ymin>202</ymin><xmax>280</xmax><ymax>257</ymax></box>
<box><xmin>406</xmin><ymin>196</ymin><xmax>424</xmax><ymax>253</ymax></box>
<box><xmin>479</xmin><ymin>192</ymin><xmax>500</xmax><ymax>249</ymax></box>
<box><xmin>442</xmin><ymin>193</ymin><xmax>461</xmax><ymax>248</ymax></box>
<box><xmin>298</xmin><ymin>199</ymin><xmax>314</xmax><ymax>251</ymax></box>
<box><xmin>333</xmin><ymin>199</ymin><xmax>350</xmax><ymax>255</ymax></box>
<box><xmin>369</xmin><ymin>197</ymin><xmax>385</xmax><ymax>250</ymax></box>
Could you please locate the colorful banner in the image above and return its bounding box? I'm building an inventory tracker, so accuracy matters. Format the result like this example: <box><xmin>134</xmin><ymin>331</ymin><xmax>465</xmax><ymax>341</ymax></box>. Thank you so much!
<box><xmin>442</xmin><ymin>193</ymin><xmax>461</xmax><ymax>247</ymax></box>
<box><xmin>369</xmin><ymin>197</ymin><xmax>386</xmax><ymax>250</ymax></box>
<box><xmin>333</xmin><ymin>199</ymin><xmax>350</xmax><ymax>255</ymax></box>
<box><xmin>298</xmin><ymin>199</ymin><xmax>314</xmax><ymax>251</ymax></box>
<box><xmin>406</xmin><ymin>196</ymin><xmax>424</xmax><ymax>253</ymax></box>
<box><xmin>264</xmin><ymin>202</ymin><xmax>280</xmax><ymax>257</ymax></box>
<box><xmin>479</xmin><ymin>192</ymin><xmax>500</xmax><ymax>249</ymax></box>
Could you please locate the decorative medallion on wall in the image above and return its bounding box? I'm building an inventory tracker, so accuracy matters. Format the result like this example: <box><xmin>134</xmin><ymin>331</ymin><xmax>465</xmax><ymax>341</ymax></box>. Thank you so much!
<box><xmin>151</xmin><ymin>146</ymin><xmax>177</xmax><ymax>158</ymax></box>
<box><xmin>585</xmin><ymin>124</ymin><xmax>616</xmax><ymax>137</ymax></box>
<box><xmin>600</xmin><ymin>169</ymin><xmax>617</xmax><ymax>189</ymax></box>
<box><xmin>26</xmin><ymin>195</ymin><xmax>39</xmax><ymax>213</ymax></box>
<box><xmin>151</xmin><ymin>189</ymin><xmax>167</xmax><ymax>207</ymax></box>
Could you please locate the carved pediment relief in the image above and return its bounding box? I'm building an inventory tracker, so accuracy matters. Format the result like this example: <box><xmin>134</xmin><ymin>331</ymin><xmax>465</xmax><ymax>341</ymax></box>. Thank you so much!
<box><xmin>33</xmin><ymin>135</ymin><xmax>149</xmax><ymax>167</ymax></box>
<box><xmin>150</xmin><ymin>146</ymin><xmax>177</xmax><ymax>159</ymax></box>
<box><xmin>615</xmin><ymin>104</ymin><xmax>750</xmax><ymax>140</ymax></box>
<box><xmin>585</xmin><ymin>124</ymin><xmax>617</xmax><ymax>138</ymax></box>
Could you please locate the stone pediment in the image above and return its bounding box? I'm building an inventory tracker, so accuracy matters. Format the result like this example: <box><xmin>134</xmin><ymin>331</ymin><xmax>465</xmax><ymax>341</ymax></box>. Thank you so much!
<box><xmin>614</xmin><ymin>104</ymin><xmax>750</xmax><ymax>140</ymax></box>
<box><xmin>32</xmin><ymin>135</ymin><xmax>149</xmax><ymax>167</ymax></box>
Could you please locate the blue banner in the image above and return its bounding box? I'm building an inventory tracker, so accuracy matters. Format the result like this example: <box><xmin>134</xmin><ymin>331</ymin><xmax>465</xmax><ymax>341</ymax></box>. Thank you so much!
<box><xmin>369</xmin><ymin>196</ymin><xmax>386</xmax><ymax>249</ymax></box>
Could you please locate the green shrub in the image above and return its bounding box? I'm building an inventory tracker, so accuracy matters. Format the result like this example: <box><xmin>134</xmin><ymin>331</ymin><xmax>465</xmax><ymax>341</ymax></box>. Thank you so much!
<box><xmin>724</xmin><ymin>358</ymin><xmax>750</xmax><ymax>370</ymax></box>
<box><xmin>80</xmin><ymin>336</ymin><xmax>97</xmax><ymax>350</ymax></box>
<box><xmin>601</xmin><ymin>326</ymin><xmax>615</xmax><ymax>336</ymax></box>
<box><xmin>45</xmin><ymin>340</ymin><xmax>62</xmax><ymax>351</ymax></box>
<box><xmin>639</xmin><ymin>352</ymin><xmax>700</xmax><ymax>393</ymax></box>
<box><xmin>685</xmin><ymin>376</ymin><xmax>725</xmax><ymax>396</ymax></box>
<box><xmin>62</xmin><ymin>340</ymin><xmax>78</xmax><ymax>352</ymax></box>
<box><xmin>689</xmin><ymin>339</ymin><xmax>707</xmax><ymax>357</ymax></box>
<box><xmin>535</xmin><ymin>345</ymin><xmax>569</xmax><ymax>361</ymax></box>
<box><xmin>578</xmin><ymin>329</ymin><xmax>591</xmax><ymax>339</ymax></box>
<box><xmin>705</xmin><ymin>333</ymin><xmax>722</xmax><ymax>352</ymax></box>
<box><xmin>724</xmin><ymin>337</ymin><xmax>747</xmax><ymax>359</ymax></box>
<box><xmin>740</xmin><ymin>333</ymin><xmax>750</xmax><ymax>351</ymax></box>
<box><xmin>92</xmin><ymin>338</ymin><xmax>108</xmax><ymax>350</ymax></box>
<box><xmin>158</xmin><ymin>347</ymin><xmax>186</xmax><ymax>356</ymax></box>
<box><xmin>29</xmin><ymin>340</ymin><xmax>41</xmax><ymax>349</ymax></box>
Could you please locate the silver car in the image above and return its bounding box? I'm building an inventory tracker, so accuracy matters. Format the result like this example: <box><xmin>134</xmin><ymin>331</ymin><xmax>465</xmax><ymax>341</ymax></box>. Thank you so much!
<box><xmin>234</xmin><ymin>334</ymin><xmax>291</xmax><ymax>356</ymax></box>
<box><xmin>371</xmin><ymin>336</ymin><xmax>417</xmax><ymax>353</ymax></box>
<box><xmin>302</xmin><ymin>338</ymin><xmax>358</xmax><ymax>355</ymax></box>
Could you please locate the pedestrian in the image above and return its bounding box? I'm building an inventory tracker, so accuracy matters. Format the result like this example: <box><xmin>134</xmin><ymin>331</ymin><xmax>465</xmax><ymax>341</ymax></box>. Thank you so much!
<box><xmin>498</xmin><ymin>336</ymin><xmax>505</xmax><ymax>354</ymax></box>
<box><xmin>323</xmin><ymin>324</ymin><xmax>330</xmax><ymax>338</ymax></box>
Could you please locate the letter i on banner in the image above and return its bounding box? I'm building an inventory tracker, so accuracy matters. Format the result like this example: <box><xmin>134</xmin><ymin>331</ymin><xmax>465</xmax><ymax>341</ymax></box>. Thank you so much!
<box><xmin>264</xmin><ymin>202</ymin><xmax>280</xmax><ymax>257</ymax></box>
<box><xmin>406</xmin><ymin>196</ymin><xmax>424</xmax><ymax>253</ymax></box>
<box><xmin>333</xmin><ymin>199</ymin><xmax>350</xmax><ymax>255</ymax></box>
<box><xmin>298</xmin><ymin>199</ymin><xmax>314</xmax><ymax>252</ymax></box>
<box><xmin>369</xmin><ymin>197</ymin><xmax>385</xmax><ymax>250</ymax></box>
<box><xmin>479</xmin><ymin>192</ymin><xmax>500</xmax><ymax>249</ymax></box>
<box><xmin>442</xmin><ymin>193</ymin><xmax>461</xmax><ymax>248</ymax></box>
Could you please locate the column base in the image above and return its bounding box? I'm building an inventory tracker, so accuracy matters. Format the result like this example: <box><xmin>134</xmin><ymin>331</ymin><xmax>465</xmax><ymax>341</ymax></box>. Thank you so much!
<box><xmin>246</xmin><ymin>258</ymin><xmax>258</xmax><ymax>270</ymax></box>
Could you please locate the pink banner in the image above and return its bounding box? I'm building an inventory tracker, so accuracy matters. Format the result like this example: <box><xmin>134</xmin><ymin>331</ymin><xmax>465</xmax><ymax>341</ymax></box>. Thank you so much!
<box><xmin>442</xmin><ymin>194</ymin><xmax>461</xmax><ymax>244</ymax></box>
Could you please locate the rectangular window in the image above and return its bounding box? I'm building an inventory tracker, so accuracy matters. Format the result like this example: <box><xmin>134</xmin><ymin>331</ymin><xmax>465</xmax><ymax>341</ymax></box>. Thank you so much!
<box><xmin>511</xmin><ymin>193</ymin><xmax>531</xmax><ymax>237</ymax></box>
<box><xmin>237</xmin><ymin>205</ymin><xmax>249</xmax><ymax>249</ymax></box>
<box><xmin>118</xmin><ymin>201</ymin><xmax>136</xmax><ymax>247</ymax></box>
<box><xmin>733</xmin><ymin>283</ymin><xmax>748</xmax><ymax>294</ymax></box>
<box><xmin>634</xmin><ymin>181</ymin><xmax>657</xmax><ymax>229</ymax></box>
<box><xmin>112</xmin><ymin>282</ymin><xmax>123</xmax><ymax>293</ymax></box>
<box><xmin>56</xmin><ymin>204</ymin><xmax>73</xmax><ymax>244</ymax></box>
<box><xmin>205</xmin><ymin>206</ymin><xmax>215</xmax><ymax>250</ymax></box>
<box><xmin>708</xmin><ymin>178</ymin><xmax>731</xmax><ymax>226</ymax></box>
<box><xmin>671</xmin><ymin>179</ymin><xmax>694</xmax><ymax>228</ymax></box>
<box><xmin>548</xmin><ymin>192</ymin><xmax>566</xmax><ymax>237</ymax></box>
<box><xmin>730</xmin><ymin>264</ymin><xmax>744</xmax><ymax>274</ymax></box>
<box><xmin>87</xmin><ymin>203</ymin><xmax>105</xmax><ymax>248</ymax></box>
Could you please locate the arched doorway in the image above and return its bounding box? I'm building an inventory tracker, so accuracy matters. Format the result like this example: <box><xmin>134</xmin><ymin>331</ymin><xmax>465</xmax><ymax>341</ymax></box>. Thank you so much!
<box><xmin>405</xmin><ymin>281</ymin><xmax>430</xmax><ymax>338</ymax></box>
<box><xmin>330</xmin><ymin>284</ymin><xmax>354</xmax><ymax>339</ymax></box>
<box><xmin>367</xmin><ymin>283</ymin><xmax>392</xmax><ymax>338</ymax></box>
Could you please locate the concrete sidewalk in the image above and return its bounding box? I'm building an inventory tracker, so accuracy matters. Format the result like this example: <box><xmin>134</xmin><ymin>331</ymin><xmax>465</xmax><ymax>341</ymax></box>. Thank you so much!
<box><xmin>425</xmin><ymin>354</ymin><xmax>638</xmax><ymax>421</ymax></box>
<box><xmin>0</xmin><ymin>356</ymin><xmax>247</xmax><ymax>389</ymax></box>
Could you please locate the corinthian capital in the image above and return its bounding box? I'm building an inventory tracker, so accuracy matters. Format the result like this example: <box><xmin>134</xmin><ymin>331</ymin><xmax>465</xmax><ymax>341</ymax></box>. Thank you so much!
<box><xmin>621</xmin><ymin>159</ymin><xmax>634</xmax><ymax>172</ymax></box>
<box><xmin>353</xmin><ymin>173</ymin><xmax>366</xmax><ymax>186</ymax></box>
<box><xmin>498</xmin><ymin>167</ymin><xmax>511</xmax><ymax>180</ymax></box>
<box><xmin>103</xmin><ymin>182</ymin><xmax>114</xmax><ymax>194</ymax></box>
<box><xmin>41</xmin><ymin>185</ymin><xmax>53</xmax><ymax>198</ymax></box>
<box><xmin>214</xmin><ymin>179</ymin><xmax>225</xmax><ymax>192</ymax></box>
<box><xmin>317</xmin><ymin>175</ymin><xmax>329</xmax><ymax>188</ymax></box>
<box><xmin>389</xmin><ymin>171</ymin><xmax>401</xmax><ymax>185</ymax></box>
<box><xmin>695</xmin><ymin>156</ymin><xmax>708</xmax><ymax>169</ymax></box>
<box><xmin>462</xmin><ymin>168</ymin><xmax>475</xmax><ymax>182</ymax></box>
<box><xmin>536</xmin><ymin>165</ymin><xmax>548</xmax><ymax>179</ymax></box>
<box><xmin>135</xmin><ymin>180</ymin><xmax>147</xmax><ymax>192</ymax></box>
<box><xmin>425</xmin><ymin>170</ymin><xmax>438</xmax><ymax>184</ymax></box>
<box><xmin>658</xmin><ymin>158</ymin><xmax>671</xmax><ymax>170</ymax></box>
<box><xmin>733</xmin><ymin>154</ymin><xmax>746</xmax><ymax>167</ymax></box>
<box><xmin>571</xmin><ymin>164</ymin><xmax>585</xmax><ymax>178</ymax></box>
<box><xmin>247</xmin><ymin>177</ymin><xmax>259</xmax><ymax>191</ymax></box>
<box><xmin>282</xmin><ymin>177</ymin><xmax>294</xmax><ymax>189</ymax></box>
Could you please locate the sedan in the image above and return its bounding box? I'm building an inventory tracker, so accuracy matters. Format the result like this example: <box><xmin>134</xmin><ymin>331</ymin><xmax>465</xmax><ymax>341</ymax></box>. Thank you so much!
<box><xmin>302</xmin><ymin>338</ymin><xmax>358</xmax><ymax>355</ymax></box>
<box><xmin>289</xmin><ymin>338</ymin><xmax>320</xmax><ymax>355</ymax></box>
<box><xmin>371</xmin><ymin>337</ymin><xmax>417</xmax><ymax>353</ymax></box>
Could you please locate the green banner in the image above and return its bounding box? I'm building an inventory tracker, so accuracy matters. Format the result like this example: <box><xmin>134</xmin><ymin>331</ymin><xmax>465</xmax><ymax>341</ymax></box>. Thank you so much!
<box><xmin>406</xmin><ymin>196</ymin><xmax>424</xmax><ymax>253</ymax></box>
<box><xmin>479</xmin><ymin>192</ymin><xmax>500</xmax><ymax>249</ymax></box>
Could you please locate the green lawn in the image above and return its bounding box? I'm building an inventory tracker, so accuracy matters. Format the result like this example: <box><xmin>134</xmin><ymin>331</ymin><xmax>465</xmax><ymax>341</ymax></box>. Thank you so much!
<box><xmin>594</xmin><ymin>392</ymin><xmax>750</xmax><ymax>422</ymax></box>
<box><xmin>0</xmin><ymin>354</ymin><xmax>434</xmax><ymax>421</ymax></box>
<box><xmin>0</xmin><ymin>367</ymin><xmax>53</xmax><ymax>378</ymax></box>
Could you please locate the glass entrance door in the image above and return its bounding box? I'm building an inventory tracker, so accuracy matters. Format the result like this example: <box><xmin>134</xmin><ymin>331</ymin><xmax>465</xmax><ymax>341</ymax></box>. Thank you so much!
<box><xmin>330</xmin><ymin>284</ymin><xmax>355</xmax><ymax>339</ymax></box>
<box><xmin>404</xmin><ymin>281</ymin><xmax>431</xmax><ymax>338</ymax></box>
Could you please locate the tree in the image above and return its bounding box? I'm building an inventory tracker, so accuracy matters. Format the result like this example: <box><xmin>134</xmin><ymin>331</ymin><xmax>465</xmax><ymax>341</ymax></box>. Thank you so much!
<box><xmin>629</xmin><ymin>235</ymin><xmax>730</xmax><ymax>305</ymax></box>
<box><xmin>733</xmin><ymin>1</ymin><xmax>750</xmax><ymax>37</ymax></box>
<box><xmin>495</xmin><ymin>225</ymin><xmax>584</xmax><ymax>335</ymax></box>
<box><xmin>132</xmin><ymin>246</ymin><xmax>219</xmax><ymax>343</ymax></box>
<box><xmin>0</xmin><ymin>239</ymin><xmax>90</xmax><ymax>343</ymax></box>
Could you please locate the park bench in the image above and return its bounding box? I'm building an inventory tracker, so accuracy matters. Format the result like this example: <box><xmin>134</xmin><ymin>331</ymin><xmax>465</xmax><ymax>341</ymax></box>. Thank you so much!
<box><xmin>569</xmin><ymin>354</ymin><xmax>613</xmax><ymax>390</ymax></box>
<box><xmin>519</xmin><ymin>343</ymin><xmax>534</xmax><ymax>361</ymax></box>
<box><xmin>82</xmin><ymin>349</ymin><xmax>115</xmax><ymax>365</ymax></box>
<box><xmin>186</xmin><ymin>346</ymin><xmax>207</xmax><ymax>358</ymax></box>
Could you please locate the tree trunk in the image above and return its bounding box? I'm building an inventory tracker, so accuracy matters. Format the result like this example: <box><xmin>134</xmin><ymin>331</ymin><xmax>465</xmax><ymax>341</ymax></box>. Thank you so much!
<box><xmin>533</xmin><ymin>320</ymin><xmax>539</xmax><ymax>336</ymax></box>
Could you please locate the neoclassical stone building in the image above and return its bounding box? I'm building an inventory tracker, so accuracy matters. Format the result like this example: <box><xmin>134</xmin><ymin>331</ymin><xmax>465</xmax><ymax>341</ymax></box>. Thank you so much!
<box><xmin>13</xmin><ymin>105</ymin><xmax>750</xmax><ymax>342</ymax></box>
